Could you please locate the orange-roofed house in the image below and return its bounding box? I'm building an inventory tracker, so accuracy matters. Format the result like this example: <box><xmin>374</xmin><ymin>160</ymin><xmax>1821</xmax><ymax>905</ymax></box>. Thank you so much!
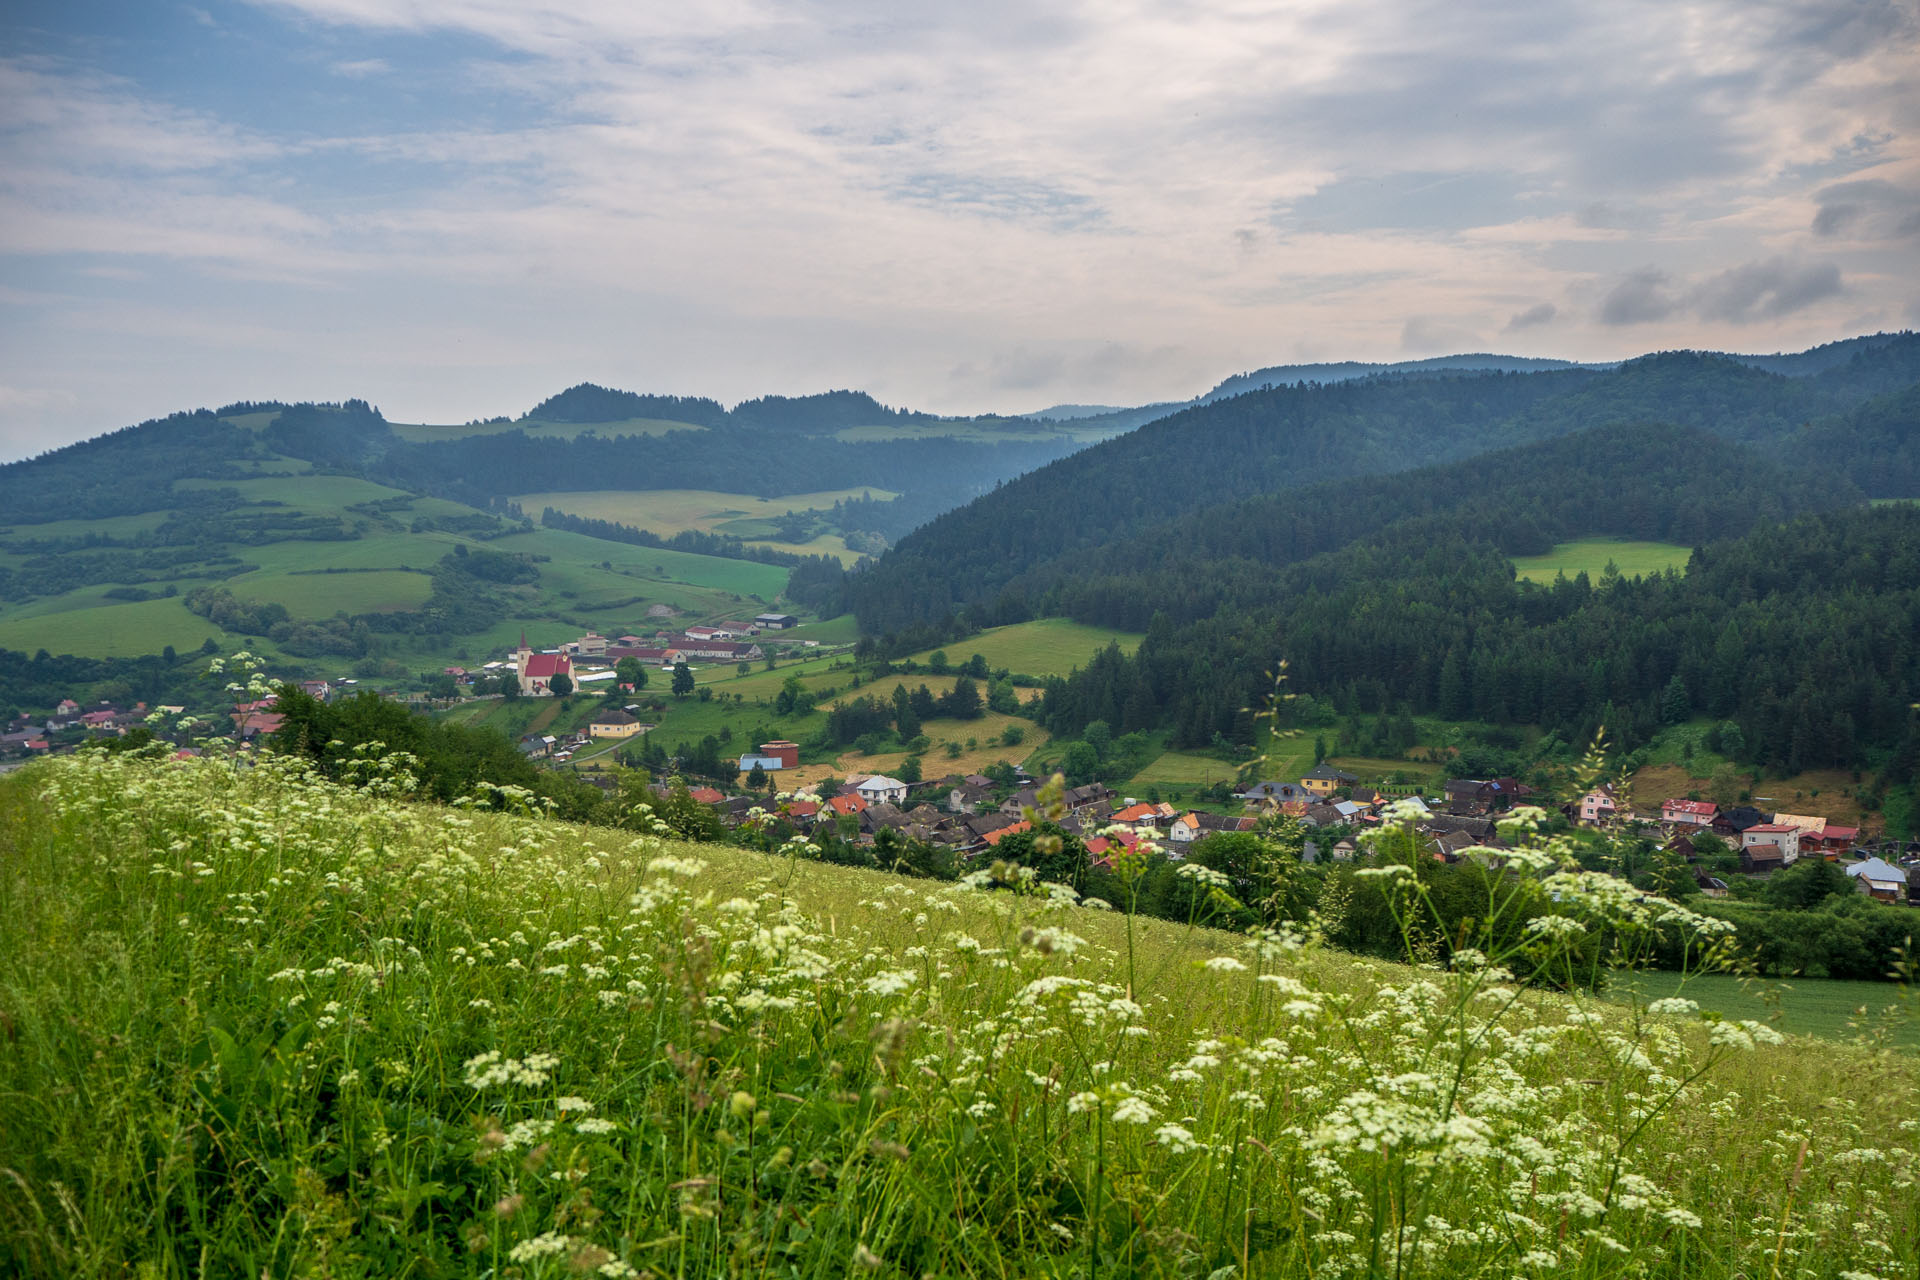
<box><xmin>981</xmin><ymin>820</ymin><xmax>1031</xmax><ymax>848</ymax></box>
<box><xmin>1111</xmin><ymin>802</ymin><xmax>1162</xmax><ymax>829</ymax></box>
<box><xmin>827</xmin><ymin>794</ymin><xmax>869</xmax><ymax>817</ymax></box>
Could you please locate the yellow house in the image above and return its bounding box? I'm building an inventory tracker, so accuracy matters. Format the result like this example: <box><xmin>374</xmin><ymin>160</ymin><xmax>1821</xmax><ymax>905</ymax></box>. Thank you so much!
<box><xmin>589</xmin><ymin>709</ymin><xmax>642</xmax><ymax>739</ymax></box>
<box><xmin>1300</xmin><ymin>765</ymin><xmax>1358</xmax><ymax>797</ymax></box>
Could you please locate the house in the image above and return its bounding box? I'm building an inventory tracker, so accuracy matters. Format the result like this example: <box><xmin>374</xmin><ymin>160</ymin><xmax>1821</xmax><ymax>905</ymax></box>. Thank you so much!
<box><xmin>687</xmin><ymin>786</ymin><xmax>727</xmax><ymax>805</ymax></box>
<box><xmin>826</xmin><ymin>793</ymin><xmax>869</xmax><ymax>818</ymax></box>
<box><xmin>1845</xmin><ymin>857</ymin><xmax>1907</xmax><ymax>902</ymax></box>
<box><xmin>962</xmin><ymin>813</ymin><xmax>1020</xmax><ymax>845</ymax></box>
<box><xmin>233</xmin><ymin>711</ymin><xmax>284</xmax><ymax>740</ymax></box>
<box><xmin>1711</xmin><ymin>806</ymin><xmax>1768</xmax><ymax>839</ymax></box>
<box><xmin>1739</xmin><ymin>842</ymin><xmax>1786</xmax><ymax>874</ymax></box>
<box><xmin>519</xmin><ymin>733</ymin><xmax>556</xmax><ymax>758</ymax></box>
<box><xmin>981</xmin><ymin>820</ymin><xmax>1031</xmax><ymax>849</ymax></box>
<box><xmin>1239</xmin><ymin>781</ymin><xmax>1316</xmax><ymax>806</ymax></box>
<box><xmin>755</xmin><ymin>613</ymin><xmax>799</xmax><ymax>630</ymax></box>
<box><xmin>1741</xmin><ymin>823</ymin><xmax>1802</xmax><ymax>865</ymax></box>
<box><xmin>570</xmin><ymin>633</ymin><xmax>608</xmax><ymax>657</ymax></box>
<box><xmin>1300</xmin><ymin>803</ymin><xmax>1349</xmax><ymax>828</ymax></box>
<box><xmin>1694</xmin><ymin>870</ymin><xmax>1730</xmax><ymax>898</ymax></box>
<box><xmin>1110</xmin><ymin>802</ymin><xmax>1165</xmax><ymax>830</ymax></box>
<box><xmin>1300</xmin><ymin>765</ymin><xmax>1358</xmax><ymax>797</ymax></box>
<box><xmin>1063</xmin><ymin>783</ymin><xmax>1115</xmax><ymax>812</ymax></box>
<box><xmin>854</xmin><ymin>775</ymin><xmax>909</xmax><ymax>806</ymax></box>
<box><xmin>54</xmin><ymin>699</ymin><xmax>80</xmax><ymax>717</ymax></box>
<box><xmin>948</xmin><ymin>782</ymin><xmax>994</xmax><ymax>814</ymax></box>
<box><xmin>1804</xmin><ymin>823</ymin><xmax>1861</xmax><ymax>855</ymax></box>
<box><xmin>589</xmin><ymin>709</ymin><xmax>642</xmax><ymax>739</ymax></box>
<box><xmin>1168</xmin><ymin>812</ymin><xmax>1255</xmax><ymax>844</ymax></box>
<box><xmin>1574</xmin><ymin>785</ymin><xmax>1619</xmax><ymax>827</ymax></box>
<box><xmin>758</xmin><ymin>740</ymin><xmax>801</xmax><ymax>769</ymax></box>
<box><xmin>1661</xmin><ymin>799</ymin><xmax>1719</xmax><ymax>828</ymax></box>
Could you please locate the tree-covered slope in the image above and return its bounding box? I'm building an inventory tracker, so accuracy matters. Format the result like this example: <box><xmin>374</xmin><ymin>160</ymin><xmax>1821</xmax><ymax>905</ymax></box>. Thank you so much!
<box><xmin>852</xmin><ymin>335</ymin><xmax>1920</xmax><ymax>634</ymax></box>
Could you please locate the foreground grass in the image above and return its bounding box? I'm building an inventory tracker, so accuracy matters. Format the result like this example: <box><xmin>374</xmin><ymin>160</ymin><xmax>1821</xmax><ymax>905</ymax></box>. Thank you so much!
<box><xmin>0</xmin><ymin>754</ymin><xmax>1914</xmax><ymax>1278</ymax></box>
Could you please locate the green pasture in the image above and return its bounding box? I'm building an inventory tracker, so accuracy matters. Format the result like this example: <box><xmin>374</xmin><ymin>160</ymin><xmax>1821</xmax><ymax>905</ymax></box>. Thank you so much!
<box><xmin>173</xmin><ymin>474</ymin><xmax>414</xmax><ymax>511</ymax></box>
<box><xmin>0</xmin><ymin>595</ymin><xmax>221</xmax><ymax>659</ymax></box>
<box><xmin>774</xmin><ymin>614</ymin><xmax>860</xmax><ymax>645</ymax></box>
<box><xmin>1125</xmin><ymin>750</ymin><xmax>1244</xmax><ymax>788</ymax></box>
<box><xmin>906</xmin><ymin>619</ymin><xmax>1143</xmax><ymax>679</ymax></box>
<box><xmin>1615</xmin><ymin>970</ymin><xmax>1917</xmax><ymax>1048</ymax></box>
<box><xmin>0</xmin><ymin>510</ymin><xmax>172</xmax><ymax>539</ymax></box>
<box><xmin>1511</xmin><ymin>537</ymin><xmax>1692</xmax><ymax>584</ymax></box>
<box><xmin>491</xmin><ymin>526</ymin><xmax>788</xmax><ymax>600</ymax></box>
<box><xmin>514</xmin><ymin>488</ymin><xmax>897</xmax><ymax>536</ymax></box>
<box><xmin>226</xmin><ymin>568</ymin><xmax>433</xmax><ymax>615</ymax></box>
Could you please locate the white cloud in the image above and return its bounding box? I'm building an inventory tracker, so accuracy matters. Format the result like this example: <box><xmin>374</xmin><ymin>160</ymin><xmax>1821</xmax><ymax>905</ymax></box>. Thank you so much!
<box><xmin>0</xmin><ymin>0</ymin><xmax>1917</xmax><ymax>452</ymax></box>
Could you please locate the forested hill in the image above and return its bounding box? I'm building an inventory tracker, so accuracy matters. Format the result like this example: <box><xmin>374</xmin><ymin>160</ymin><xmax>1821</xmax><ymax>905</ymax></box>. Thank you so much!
<box><xmin>524</xmin><ymin>384</ymin><xmax>945</xmax><ymax>432</ymax></box>
<box><xmin>928</xmin><ymin>421</ymin><xmax>1857</xmax><ymax>634</ymax></box>
<box><xmin>851</xmin><ymin>333</ymin><xmax>1920</xmax><ymax>634</ymax></box>
<box><xmin>1034</xmin><ymin>500</ymin><xmax>1920</xmax><ymax>777</ymax></box>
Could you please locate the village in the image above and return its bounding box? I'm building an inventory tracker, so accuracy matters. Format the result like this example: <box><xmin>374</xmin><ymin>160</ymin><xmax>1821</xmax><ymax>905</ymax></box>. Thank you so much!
<box><xmin>7</xmin><ymin>621</ymin><xmax>1918</xmax><ymax>909</ymax></box>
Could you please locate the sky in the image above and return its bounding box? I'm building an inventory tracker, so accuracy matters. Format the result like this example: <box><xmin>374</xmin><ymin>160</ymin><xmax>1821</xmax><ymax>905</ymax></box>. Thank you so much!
<box><xmin>2</xmin><ymin>0</ymin><xmax>1916</xmax><ymax>459</ymax></box>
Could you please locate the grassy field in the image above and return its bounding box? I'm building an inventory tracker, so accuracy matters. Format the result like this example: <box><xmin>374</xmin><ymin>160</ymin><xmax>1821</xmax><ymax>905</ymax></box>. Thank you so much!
<box><xmin>0</xmin><ymin>594</ymin><xmax>222</xmax><ymax>658</ymax></box>
<box><xmin>1512</xmin><ymin>538</ymin><xmax>1692</xmax><ymax>584</ymax></box>
<box><xmin>515</xmin><ymin>488</ymin><xmax>896</xmax><ymax>565</ymax></box>
<box><xmin>515</xmin><ymin>488</ymin><xmax>899</xmax><ymax>536</ymax></box>
<box><xmin>1614</xmin><ymin>971</ymin><xmax>1917</xmax><ymax>1048</ymax></box>
<box><xmin>228</xmin><ymin>569</ymin><xmax>434</xmax><ymax>614</ymax></box>
<box><xmin>2</xmin><ymin>752</ymin><xmax>1913</xmax><ymax>1278</ymax></box>
<box><xmin>1630</xmin><ymin>762</ymin><xmax>1879</xmax><ymax>830</ymax></box>
<box><xmin>906</xmin><ymin>619</ymin><xmax>1143</xmax><ymax>678</ymax></box>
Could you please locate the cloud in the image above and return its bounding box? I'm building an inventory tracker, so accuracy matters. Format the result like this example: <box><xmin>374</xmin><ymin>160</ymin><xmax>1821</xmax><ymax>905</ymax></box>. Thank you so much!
<box><xmin>1505</xmin><ymin>302</ymin><xmax>1557</xmax><ymax>331</ymax></box>
<box><xmin>3</xmin><ymin>0</ymin><xmax>1920</xmax><ymax>450</ymax></box>
<box><xmin>1600</xmin><ymin>268</ymin><xmax>1679</xmax><ymax>325</ymax></box>
<box><xmin>1400</xmin><ymin>316</ymin><xmax>1481</xmax><ymax>353</ymax></box>
<box><xmin>1811</xmin><ymin>177</ymin><xmax>1920</xmax><ymax>239</ymax></box>
<box><xmin>1598</xmin><ymin>256</ymin><xmax>1846</xmax><ymax>325</ymax></box>
<box><xmin>1691</xmin><ymin>256</ymin><xmax>1843</xmax><ymax>322</ymax></box>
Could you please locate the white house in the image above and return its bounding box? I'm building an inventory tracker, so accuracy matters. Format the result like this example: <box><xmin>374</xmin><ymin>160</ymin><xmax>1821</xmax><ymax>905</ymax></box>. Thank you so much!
<box><xmin>855</xmin><ymin>775</ymin><xmax>909</xmax><ymax>806</ymax></box>
<box><xmin>1741</xmin><ymin>823</ymin><xmax>1802</xmax><ymax>864</ymax></box>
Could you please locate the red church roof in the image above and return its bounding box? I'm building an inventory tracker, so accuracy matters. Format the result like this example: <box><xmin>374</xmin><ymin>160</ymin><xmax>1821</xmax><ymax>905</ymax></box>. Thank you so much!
<box><xmin>523</xmin><ymin>653</ymin><xmax>571</xmax><ymax>679</ymax></box>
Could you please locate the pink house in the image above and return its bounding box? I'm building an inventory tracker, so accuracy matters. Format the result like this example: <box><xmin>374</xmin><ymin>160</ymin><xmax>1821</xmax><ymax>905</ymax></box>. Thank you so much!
<box><xmin>1577</xmin><ymin>785</ymin><xmax>1619</xmax><ymax>826</ymax></box>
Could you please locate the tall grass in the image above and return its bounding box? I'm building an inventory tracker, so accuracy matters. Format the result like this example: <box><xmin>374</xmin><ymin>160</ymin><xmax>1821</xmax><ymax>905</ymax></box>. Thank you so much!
<box><xmin>0</xmin><ymin>751</ymin><xmax>1914</xmax><ymax>1277</ymax></box>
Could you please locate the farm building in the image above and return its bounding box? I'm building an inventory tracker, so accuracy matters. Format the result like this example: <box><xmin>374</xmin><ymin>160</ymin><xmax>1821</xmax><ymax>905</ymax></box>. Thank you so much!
<box><xmin>755</xmin><ymin>613</ymin><xmax>798</xmax><ymax>629</ymax></box>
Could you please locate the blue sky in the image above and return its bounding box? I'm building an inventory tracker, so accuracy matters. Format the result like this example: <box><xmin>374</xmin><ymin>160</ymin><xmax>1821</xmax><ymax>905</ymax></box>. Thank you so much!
<box><xmin>2</xmin><ymin>0</ymin><xmax>1916</xmax><ymax>457</ymax></box>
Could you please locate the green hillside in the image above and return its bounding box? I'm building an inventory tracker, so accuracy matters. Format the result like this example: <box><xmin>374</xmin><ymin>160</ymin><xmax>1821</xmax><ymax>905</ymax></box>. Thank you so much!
<box><xmin>2</xmin><ymin>753</ymin><xmax>1912</xmax><ymax>1277</ymax></box>
<box><xmin>0</xmin><ymin>406</ymin><xmax>801</xmax><ymax>674</ymax></box>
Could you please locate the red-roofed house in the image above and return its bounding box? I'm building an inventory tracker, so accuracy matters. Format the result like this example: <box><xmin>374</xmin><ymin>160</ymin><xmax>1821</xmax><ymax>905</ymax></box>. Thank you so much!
<box><xmin>827</xmin><ymin>794</ymin><xmax>868</xmax><ymax>817</ymax></box>
<box><xmin>688</xmin><ymin>786</ymin><xmax>726</xmax><ymax>805</ymax></box>
<box><xmin>1661</xmin><ymin>798</ymin><xmax>1718</xmax><ymax>827</ymax></box>
<box><xmin>1111</xmin><ymin>802</ymin><xmax>1162</xmax><ymax>829</ymax></box>
<box><xmin>982</xmin><ymin>820</ymin><xmax>1032</xmax><ymax>848</ymax></box>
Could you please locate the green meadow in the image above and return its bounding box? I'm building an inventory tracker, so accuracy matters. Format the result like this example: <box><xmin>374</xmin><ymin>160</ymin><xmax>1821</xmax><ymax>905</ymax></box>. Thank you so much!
<box><xmin>1511</xmin><ymin>538</ymin><xmax>1692</xmax><ymax>584</ymax></box>
<box><xmin>2</xmin><ymin>752</ymin><xmax>1911</xmax><ymax>1278</ymax></box>
<box><xmin>1615</xmin><ymin>970</ymin><xmax>1919</xmax><ymax>1048</ymax></box>
<box><xmin>906</xmin><ymin>618</ymin><xmax>1143</xmax><ymax>678</ymax></box>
